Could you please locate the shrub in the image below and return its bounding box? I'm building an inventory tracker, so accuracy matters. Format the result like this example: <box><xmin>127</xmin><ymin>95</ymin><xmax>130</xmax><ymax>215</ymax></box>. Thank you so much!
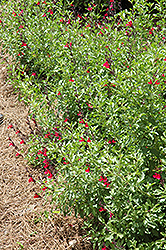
<box><xmin>0</xmin><ymin>0</ymin><xmax>166</xmax><ymax>249</ymax></box>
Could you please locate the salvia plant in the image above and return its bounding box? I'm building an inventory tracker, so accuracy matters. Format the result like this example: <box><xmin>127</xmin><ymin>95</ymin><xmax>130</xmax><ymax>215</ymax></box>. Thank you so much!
<box><xmin>0</xmin><ymin>0</ymin><xmax>166</xmax><ymax>249</ymax></box>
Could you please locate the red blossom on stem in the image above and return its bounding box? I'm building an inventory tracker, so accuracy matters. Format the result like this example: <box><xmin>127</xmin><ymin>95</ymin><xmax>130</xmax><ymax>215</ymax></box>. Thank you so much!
<box><xmin>126</xmin><ymin>21</ymin><xmax>132</xmax><ymax>27</ymax></box>
<box><xmin>69</xmin><ymin>78</ymin><xmax>74</xmax><ymax>82</ymax></box>
<box><xmin>58</xmin><ymin>91</ymin><xmax>61</xmax><ymax>96</ymax></box>
<box><xmin>48</xmin><ymin>9</ymin><xmax>53</xmax><ymax>14</ymax></box>
<box><xmin>85</xmin><ymin>167</ymin><xmax>90</xmax><ymax>173</ymax></box>
<box><xmin>21</xmin><ymin>42</ymin><xmax>27</xmax><ymax>47</ymax></box>
<box><xmin>99</xmin><ymin>207</ymin><xmax>107</xmax><ymax>212</ymax></box>
<box><xmin>34</xmin><ymin>193</ymin><xmax>40</xmax><ymax>198</ymax></box>
<box><xmin>148</xmin><ymin>79</ymin><xmax>152</xmax><ymax>84</ymax></box>
<box><xmin>20</xmin><ymin>140</ymin><xmax>25</xmax><ymax>144</ymax></box>
<box><xmin>87</xmin><ymin>138</ymin><xmax>91</xmax><ymax>142</ymax></box>
<box><xmin>16</xmin><ymin>152</ymin><xmax>20</xmax><ymax>156</ymax></box>
<box><xmin>110</xmin><ymin>212</ymin><xmax>114</xmax><ymax>218</ymax></box>
<box><xmin>28</xmin><ymin>177</ymin><xmax>34</xmax><ymax>183</ymax></box>
<box><xmin>153</xmin><ymin>173</ymin><xmax>161</xmax><ymax>180</ymax></box>
<box><xmin>87</xmin><ymin>103</ymin><xmax>93</xmax><ymax>108</ymax></box>
<box><xmin>102</xmin><ymin>246</ymin><xmax>109</xmax><ymax>250</ymax></box>
<box><xmin>99</xmin><ymin>176</ymin><xmax>107</xmax><ymax>182</ymax></box>
<box><xmin>79</xmin><ymin>137</ymin><xmax>85</xmax><ymax>142</ymax></box>
<box><xmin>79</xmin><ymin>119</ymin><xmax>85</xmax><ymax>124</ymax></box>
<box><xmin>7</xmin><ymin>124</ymin><xmax>13</xmax><ymax>129</ymax></box>
<box><xmin>155</xmin><ymin>80</ymin><xmax>160</xmax><ymax>85</ymax></box>
<box><xmin>64</xmin><ymin>118</ymin><xmax>68</xmax><ymax>122</ymax></box>
<box><xmin>103</xmin><ymin>61</ymin><xmax>110</xmax><ymax>69</ymax></box>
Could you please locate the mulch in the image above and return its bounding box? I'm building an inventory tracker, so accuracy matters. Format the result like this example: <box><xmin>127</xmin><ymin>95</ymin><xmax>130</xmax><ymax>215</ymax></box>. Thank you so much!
<box><xmin>0</xmin><ymin>47</ymin><xmax>93</xmax><ymax>250</ymax></box>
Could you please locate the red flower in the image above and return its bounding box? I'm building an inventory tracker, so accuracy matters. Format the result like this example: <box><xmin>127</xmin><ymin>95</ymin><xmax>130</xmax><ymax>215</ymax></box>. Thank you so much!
<box><xmin>43</xmin><ymin>159</ymin><xmax>48</xmax><ymax>164</ymax></box>
<box><xmin>44</xmin><ymin>164</ymin><xmax>49</xmax><ymax>168</ymax></box>
<box><xmin>64</xmin><ymin>118</ymin><xmax>68</xmax><ymax>122</ymax></box>
<box><xmin>85</xmin><ymin>123</ymin><xmax>89</xmax><ymax>128</ymax></box>
<box><xmin>43</xmin><ymin>1</ymin><xmax>46</xmax><ymax>3</ymax></box>
<box><xmin>103</xmin><ymin>61</ymin><xmax>110</xmax><ymax>69</ymax></box>
<box><xmin>48</xmin><ymin>9</ymin><xmax>53</xmax><ymax>14</ymax></box>
<box><xmin>102</xmin><ymin>247</ymin><xmax>109</xmax><ymax>250</ymax></box>
<box><xmin>7</xmin><ymin>124</ymin><xmax>13</xmax><ymax>129</ymax></box>
<box><xmin>108</xmin><ymin>139</ymin><xmax>116</xmax><ymax>144</ymax></box>
<box><xmin>34</xmin><ymin>193</ymin><xmax>40</xmax><ymax>198</ymax></box>
<box><xmin>48</xmin><ymin>174</ymin><xmax>53</xmax><ymax>179</ymax></box>
<box><xmin>164</xmin><ymin>58</ymin><xmax>166</xmax><ymax>61</ymax></box>
<box><xmin>99</xmin><ymin>176</ymin><xmax>107</xmax><ymax>182</ymax></box>
<box><xmin>87</xmin><ymin>70</ymin><xmax>90</xmax><ymax>73</ymax></box>
<box><xmin>77</xmin><ymin>14</ymin><xmax>82</xmax><ymax>19</ymax></box>
<box><xmin>20</xmin><ymin>140</ymin><xmax>25</xmax><ymax>144</ymax></box>
<box><xmin>87</xmin><ymin>103</ymin><xmax>93</xmax><ymax>108</ymax></box>
<box><xmin>104</xmin><ymin>182</ymin><xmax>111</xmax><ymax>187</ymax></box>
<box><xmin>21</xmin><ymin>42</ymin><xmax>27</xmax><ymax>47</ymax></box>
<box><xmin>126</xmin><ymin>21</ymin><xmax>132</xmax><ymax>27</ymax></box>
<box><xmin>69</xmin><ymin>78</ymin><xmax>74</xmax><ymax>82</ymax></box>
<box><xmin>155</xmin><ymin>80</ymin><xmax>160</xmax><ymax>85</ymax></box>
<box><xmin>79</xmin><ymin>137</ymin><xmax>85</xmax><ymax>142</ymax></box>
<box><xmin>99</xmin><ymin>207</ymin><xmax>107</xmax><ymax>212</ymax></box>
<box><xmin>110</xmin><ymin>212</ymin><xmax>114</xmax><ymax>218</ymax></box>
<box><xmin>79</xmin><ymin>119</ymin><xmax>85</xmax><ymax>123</ymax></box>
<box><xmin>58</xmin><ymin>91</ymin><xmax>61</xmax><ymax>96</ymax></box>
<box><xmin>19</xmin><ymin>25</ymin><xmax>24</xmax><ymax>29</ymax></box>
<box><xmin>99</xmin><ymin>31</ymin><xmax>103</xmax><ymax>35</ymax></box>
<box><xmin>28</xmin><ymin>177</ymin><xmax>34</xmax><ymax>183</ymax></box>
<box><xmin>37</xmin><ymin>150</ymin><xmax>43</xmax><ymax>155</ymax></box>
<box><xmin>77</xmin><ymin>111</ymin><xmax>81</xmax><ymax>116</ymax></box>
<box><xmin>42</xmin><ymin>13</ymin><xmax>47</xmax><ymax>17</ymax></box>
<box><xmin>87</xmin><ymin>138</ymin><xmax>91</xmax><ymax>142</ymax></box>
<box><xmin>42</xmin><ymin>186</ymin><xmax>48</xmax><ymax>191</ymax></box>
<box><xmin>153</xmin><ymin>173</ymin><xmax>161</xmax><ymax>180</ymax></box>
<box><xmin>148</xmin><ymin>79</ymin><xmax>152</xmax><ymax>84</ymax></box>
<box><xmin>37</xmin><ymin>2</ymin><xmax>40</xmax><ymax>5</ymax></box>
<box><xmin>85</xmin><ymin>167</ymin><xmax>90</xmax><ymax>173</ymax></box>
<box><xmin>12</xmin><ymin>12</ymin><xmax>17</xmax><ymax>16</ymax></box>
<box><xmin>9</xmin><ymin>143</ymin><xmax>14</xmax><ymax>146</ymax></box>
<box><xmin>0</xmin><ymin>20</ymin><xmax>2</xmax><ymax>23</ymax></box>
<box><xmin>87</xmin><ymin>7</ymin><xmax>92</xmax><ymax>11</ymax></box>
<box><xmin>16</xmin><ymin>152</ymin><xmax>20</xmax><ymax>156</ymax></box>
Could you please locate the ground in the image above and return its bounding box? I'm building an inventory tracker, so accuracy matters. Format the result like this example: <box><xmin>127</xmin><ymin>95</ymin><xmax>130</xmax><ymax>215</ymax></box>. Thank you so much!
<box><xmin>0</xmin><ymin>47</ymin><xmax>93</xmax><ymax>250</ymax></box>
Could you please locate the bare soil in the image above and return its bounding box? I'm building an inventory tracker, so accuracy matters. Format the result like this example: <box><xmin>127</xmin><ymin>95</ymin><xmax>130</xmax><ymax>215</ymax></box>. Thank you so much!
<box><xmin>0</xmin><ymin>49</ymin><xmax>93</xmax><ymax>249</ymax></box>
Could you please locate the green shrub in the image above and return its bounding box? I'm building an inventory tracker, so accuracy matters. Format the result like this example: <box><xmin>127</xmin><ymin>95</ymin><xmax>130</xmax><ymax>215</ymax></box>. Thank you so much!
<box><xmin>0</xmin><ymin>0</ymin><xmax>166</xmax><ymax>249</ymax></box>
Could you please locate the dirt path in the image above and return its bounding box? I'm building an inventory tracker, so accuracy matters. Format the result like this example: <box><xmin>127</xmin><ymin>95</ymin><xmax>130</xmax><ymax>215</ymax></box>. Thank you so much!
<box><xmin>0</xmin><ymin>51</ymin><xmax>92</xmax><ymax>249</ymax></box>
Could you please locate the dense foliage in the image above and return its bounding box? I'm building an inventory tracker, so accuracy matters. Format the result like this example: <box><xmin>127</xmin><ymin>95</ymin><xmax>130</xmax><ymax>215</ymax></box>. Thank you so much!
<box><xmin>0</xmin><ymin>0</ymin><xmax>166</xmax><ymax>249</ymax></box>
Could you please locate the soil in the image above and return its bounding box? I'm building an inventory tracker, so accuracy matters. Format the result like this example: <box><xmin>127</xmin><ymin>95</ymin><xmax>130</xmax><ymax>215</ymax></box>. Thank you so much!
<box><xmin>0</xmin><ymin>48</ymin><xmax>93</xmax><ymax>249</ymax></box>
